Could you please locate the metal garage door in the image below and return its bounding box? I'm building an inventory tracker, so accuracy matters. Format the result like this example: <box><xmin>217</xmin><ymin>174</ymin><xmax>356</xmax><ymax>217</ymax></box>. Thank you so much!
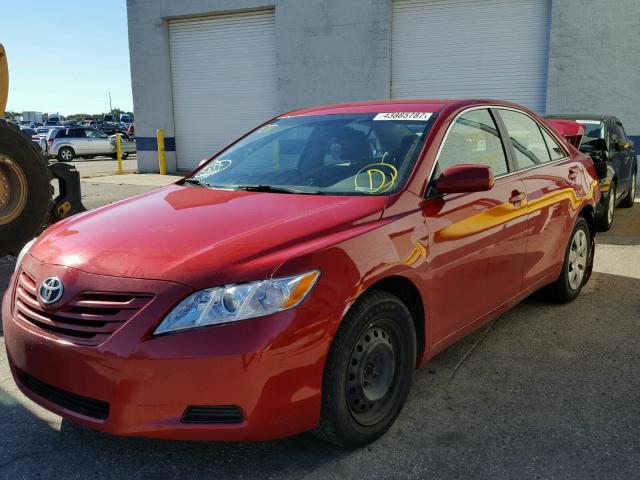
<box><xmin>169</xmin><ymin>11</ymin><xmax>278</xmax><ymax>170</ymax></box>
<box><xmin>392</xmin><ymin>0</ymin><xmax>551</xmax><ymax>113</ymax></box>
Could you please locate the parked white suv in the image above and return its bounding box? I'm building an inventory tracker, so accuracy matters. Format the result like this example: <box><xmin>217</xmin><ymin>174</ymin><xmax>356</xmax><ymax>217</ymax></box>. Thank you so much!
<box><xmin>46</xmin><ymin>127</ymin><xmax>134</xmax><ymax>161</ymax></box>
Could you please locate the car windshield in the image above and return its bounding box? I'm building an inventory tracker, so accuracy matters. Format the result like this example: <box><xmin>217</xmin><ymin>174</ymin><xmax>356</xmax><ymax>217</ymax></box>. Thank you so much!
<box><xmin>190</xmin><ymin>113</ymin><xmax>437</xmax><ymax>196</ymax></box>
<box><xmin>575</xmin><ymin>120</ymin><xmax>604</xmax><ymax>139</ymax></box>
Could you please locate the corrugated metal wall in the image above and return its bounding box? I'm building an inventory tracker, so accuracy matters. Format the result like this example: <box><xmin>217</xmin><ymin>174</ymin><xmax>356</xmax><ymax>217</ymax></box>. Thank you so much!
<box><xmin>391</xmin><ymin>0</ymin><xmax>551</xmax><ymax>114</ymax></box>
<box><xmin>169</xmin><ymin>10</ymin><xmax>278</xmax><ymax>170</ymax></box>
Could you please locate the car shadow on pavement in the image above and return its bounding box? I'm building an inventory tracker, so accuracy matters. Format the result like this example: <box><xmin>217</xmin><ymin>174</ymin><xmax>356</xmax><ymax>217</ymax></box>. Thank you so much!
<box><xmin>1</xmin><ymin>270</ymin><xmax>639</xmax><ymax>479</ymax></box>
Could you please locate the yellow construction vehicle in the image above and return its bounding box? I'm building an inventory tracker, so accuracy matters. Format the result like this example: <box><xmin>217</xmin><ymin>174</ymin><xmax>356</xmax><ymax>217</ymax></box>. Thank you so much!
<box><xmin>0</xmin><ymin>43</ymin><xmax>85</xmax><ymax>255</ymax></box>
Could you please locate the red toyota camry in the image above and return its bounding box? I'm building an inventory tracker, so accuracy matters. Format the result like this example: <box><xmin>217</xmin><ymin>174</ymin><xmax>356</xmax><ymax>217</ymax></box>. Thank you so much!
<box><xmin>3</xmin><ymin>99</ymin><xmax>599</xmax><ymax>447</ymax></box>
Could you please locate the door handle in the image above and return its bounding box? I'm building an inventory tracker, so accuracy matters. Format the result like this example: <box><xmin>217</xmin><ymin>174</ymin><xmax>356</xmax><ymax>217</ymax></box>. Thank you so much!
<box><xmin>509</xmin><ymin>191</ymin><xmax>526</xmax><ymax>205</ymax></box>
<box><xmin>568</xmin><ymin>168</ymin><xmax>578</xmax><ymax>181</ymax></box>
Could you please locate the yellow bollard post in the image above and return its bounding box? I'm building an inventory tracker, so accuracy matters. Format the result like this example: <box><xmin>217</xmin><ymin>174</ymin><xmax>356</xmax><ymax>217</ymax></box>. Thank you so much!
<box><xmin>157</xmin><ymin>129</ymin><xmax>166</xmax><ymax>175</ymax></box>
<box><xmin>115</xmin><ymin>133</ymin><xmax>123</xmax><ymax>174</ymax></box>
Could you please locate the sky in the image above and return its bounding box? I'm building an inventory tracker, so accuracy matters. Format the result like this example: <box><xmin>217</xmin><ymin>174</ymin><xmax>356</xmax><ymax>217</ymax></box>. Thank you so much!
<box><xmin>3</xmin><ymin>0</ymin><xmax>133</xmax><ymax>115</ymax></box>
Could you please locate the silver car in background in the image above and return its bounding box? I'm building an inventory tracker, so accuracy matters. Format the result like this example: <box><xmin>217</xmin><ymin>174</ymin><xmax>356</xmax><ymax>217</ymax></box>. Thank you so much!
<box><xmin>46</xmin><ymin>127</ymin><xmax>135</xmax><ymax>161</ymax></box>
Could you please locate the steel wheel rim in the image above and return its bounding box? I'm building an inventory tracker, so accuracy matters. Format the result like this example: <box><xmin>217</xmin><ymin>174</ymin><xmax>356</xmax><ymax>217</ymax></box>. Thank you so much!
<box><xmin>346</xmin><ymin>321</ymin><xmax>398</xmax><ymax>426</ymax></box>
<box><xmin>0</xmin><ymin>154</ymin><xmax>28</xmax><ymax>225</ymax></box>
<box><xmin>568</xmin><ymin>229</ymin><xmax>588</xmax><ymax>290</ymax></box>
<box><xmin>607</xmin><ymin>184</ymin><xmax>615</xmax><ymax>223</ymax></box>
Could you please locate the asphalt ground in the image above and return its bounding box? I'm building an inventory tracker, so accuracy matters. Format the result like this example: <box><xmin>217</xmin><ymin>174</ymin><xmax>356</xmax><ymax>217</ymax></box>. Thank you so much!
<box><xmin>0</xmin><ymin>170</ymin><xmax>638</xmax><ymax>479</ymax></box>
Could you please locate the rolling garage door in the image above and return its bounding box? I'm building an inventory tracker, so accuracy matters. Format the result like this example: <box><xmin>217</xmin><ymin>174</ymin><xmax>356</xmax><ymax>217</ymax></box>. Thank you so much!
<box><xmin>169</xmin><ymin>11</ymin><xmax>278</xmax><ymax>170</ymax></box>
<box><xmin>392</xmin><ymin>0</ymin><xmax>551</xmax><ymax>113</ymax></box>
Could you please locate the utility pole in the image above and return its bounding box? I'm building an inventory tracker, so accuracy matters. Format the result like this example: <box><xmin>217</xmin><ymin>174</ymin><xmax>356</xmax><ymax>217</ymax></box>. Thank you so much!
<box><xmin>109</xmin><ymin>92</ymin><xmax>112</xmax><ymax>114</ymax></box>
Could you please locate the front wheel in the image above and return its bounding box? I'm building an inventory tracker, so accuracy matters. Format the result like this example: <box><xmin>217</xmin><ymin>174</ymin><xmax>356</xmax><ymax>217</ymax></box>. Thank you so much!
<box><xmin>546</xmin><ymin>217</ymin><xmax>591</xmax><ymax>303</ymax></box>
<box><xmin>313</xmin><ymin>290</ymin><xmax>416</xmax><ymax>447</ymax></box>
<box><xmin>620</xmin><ymin>171</ymin><xmax>636</xmax><ymax>208</ymax></box>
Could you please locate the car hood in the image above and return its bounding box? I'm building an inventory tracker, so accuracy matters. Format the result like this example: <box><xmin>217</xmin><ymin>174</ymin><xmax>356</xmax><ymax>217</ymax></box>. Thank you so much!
<box><xmin>30</xmin><ymin>184</ymin><xmax>386</xmax><ymax>288</ymax></box>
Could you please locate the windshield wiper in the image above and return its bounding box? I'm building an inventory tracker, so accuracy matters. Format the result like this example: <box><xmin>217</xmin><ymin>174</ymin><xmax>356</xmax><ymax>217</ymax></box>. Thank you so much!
<box><xmin>182</xmin><ymin>178</ymin><xmax>211</xmax><ymax>188</ymax></box>
<box><xmin>234</xmin><ymin>184</ymin><xmax>323</xmax><ymax>195</ymax></box>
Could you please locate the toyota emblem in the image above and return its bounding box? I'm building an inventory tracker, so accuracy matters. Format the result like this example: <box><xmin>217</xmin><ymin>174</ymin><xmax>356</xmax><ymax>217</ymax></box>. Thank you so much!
<box><xmin>38</xmin><ymin>277</ymin><xmax>64</xmax><ymax>305</ymax></box>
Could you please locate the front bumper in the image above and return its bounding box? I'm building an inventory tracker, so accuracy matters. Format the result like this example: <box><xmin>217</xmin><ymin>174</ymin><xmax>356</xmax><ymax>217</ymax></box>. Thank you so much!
<box><xmin>2</xmin><ymin>257</ymin><xmax>333</xmax><ymax>441</ymax></box>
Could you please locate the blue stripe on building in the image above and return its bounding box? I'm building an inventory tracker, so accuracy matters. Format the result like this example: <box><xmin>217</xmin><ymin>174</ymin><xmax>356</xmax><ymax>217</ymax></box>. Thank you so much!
<box><xmin>135</xmin><ymin>137</ymin><xmax>176</xmax><ymax>152</ymax></box>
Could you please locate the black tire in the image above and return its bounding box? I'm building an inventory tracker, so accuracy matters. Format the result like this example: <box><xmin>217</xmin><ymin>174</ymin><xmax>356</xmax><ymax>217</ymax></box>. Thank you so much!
<box><xmin>0</xmin><ymin>119</ymin><xmax>52</xmax><ymax>256</ymax></box>
<box><xmin>546</xmin><ymin>217</ymin><xmax>591</xmax><ymax>303</ymax></box>
<box><xmin>313</xmin><ymin>290</ymin><xmax>416</xmax><ymax>447</ymax></box>
<box><xmin>596</xmin><ymin>181</ymin><xmax>615</xmax><ymax>231</ymax></box>
<box><xmin>122</xmin><ymin>152</ymin><xmax>129</xmax><ymax>159</ymax></box>
<box><xmin>620</xmin><ymin>171</ymin><xmax>636</xmax><ymax>208</ymax></box>
<box><xmin>57</xmin><ymin>146</ymin><xmax>75</xmax><ymax>162</ymax></box>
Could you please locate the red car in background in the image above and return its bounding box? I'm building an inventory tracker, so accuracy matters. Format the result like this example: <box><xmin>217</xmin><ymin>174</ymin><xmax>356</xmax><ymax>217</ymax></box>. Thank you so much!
<box><xmin>3</xmin><ymin>99</ymin><xmax>599</xmax><ymax>447</ymax></box>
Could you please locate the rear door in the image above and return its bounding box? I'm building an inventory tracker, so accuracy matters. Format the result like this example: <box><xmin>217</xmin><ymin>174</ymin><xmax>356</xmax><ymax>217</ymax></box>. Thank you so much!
<box><xmin>495</xmin><ymin>108</ymin><xmax>577</xmax><ymax>289</ymax></box>
<box><xmin>420</xmin><ymin>108</ymin><xmax>528</xmax><ymax>343</ymax></box>
<box><xmin>67</xmin><ymin>128</ymin><xmax>89</xmax><ymax>155</ymax></box>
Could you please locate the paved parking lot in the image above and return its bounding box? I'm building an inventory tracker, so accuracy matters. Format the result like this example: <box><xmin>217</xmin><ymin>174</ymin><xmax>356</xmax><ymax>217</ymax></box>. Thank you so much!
<box><xmin>0</xmin><ymin>175</ymin><xmax>638</xmax><ymax>479</ymax></box>
<box><xmin>61</xmin><ymin>155</ymin><xmax>139</xmax><ymax>177</ymax></box>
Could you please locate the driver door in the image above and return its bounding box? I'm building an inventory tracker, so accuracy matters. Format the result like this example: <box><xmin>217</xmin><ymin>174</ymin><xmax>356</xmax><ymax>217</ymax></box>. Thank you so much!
<box><xmin>420</xmin><ymin>108</ymin><xmax>528</xmax><ymax>344</ymax></box>
<box><xmin>85</xmin><ymin>128</ymin><xmax>113</xmax><ymax>155</ymax></box>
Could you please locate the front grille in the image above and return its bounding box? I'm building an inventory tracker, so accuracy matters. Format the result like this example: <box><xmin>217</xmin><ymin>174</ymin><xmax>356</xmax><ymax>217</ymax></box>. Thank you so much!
<box><xmin>14</xmin><ymin>270</ymin><xmax>153</xmax><ymax>346</ymax></box>
<box><xmin>16</xmin><ymin>369</ymin><xmax>110</xmax><ymax>420</ymax></box>
<box><xmin>181</xmin><ymin>406</ymin><xmax>245</xmax><ymax>424</ymax></box>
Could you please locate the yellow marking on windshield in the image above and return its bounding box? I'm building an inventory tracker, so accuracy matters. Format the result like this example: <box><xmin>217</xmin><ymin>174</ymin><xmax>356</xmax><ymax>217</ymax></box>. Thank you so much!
<box><xmin>355</xmin><ymin>163</ymin><xmax>398</xmax><ymax>194</ymax></box>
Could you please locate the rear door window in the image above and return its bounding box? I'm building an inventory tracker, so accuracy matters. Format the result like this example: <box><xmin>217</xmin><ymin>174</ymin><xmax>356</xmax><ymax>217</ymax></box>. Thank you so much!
<box><xmin>498</xmin><ymin>110</ymin><xmax>552</xmax><ymax>169</ymax></box>
<box><xmin>436</xmin><ymin>109</ymin><xmax>509</xmax><ymax>177</ymax></box>
<box><xmin>540</xmin><ymin>128</ymin><xmax>566</xmax><ymax>161</ymax></box>
<box><xmin>68</xmin><ymin>128</ymin><xmax>85</xmax><ymax>138</ymax></box>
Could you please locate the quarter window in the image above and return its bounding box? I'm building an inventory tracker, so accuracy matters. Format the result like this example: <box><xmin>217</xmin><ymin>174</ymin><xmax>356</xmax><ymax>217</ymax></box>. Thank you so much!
<box><xmin>498</xmin><ymin>110</ymin><xmax>551</xmax><ymax>169</ymax></box>
<box><xmin>436</xmin><ymin>109</ymin><xmax>508</xmax><ymax>177</ymax></box>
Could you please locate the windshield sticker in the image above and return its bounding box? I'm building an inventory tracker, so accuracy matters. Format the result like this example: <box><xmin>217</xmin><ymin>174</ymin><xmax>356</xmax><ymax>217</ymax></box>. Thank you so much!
<box><xmin>355</xmin><ymin>163</ymin><xmax>398</xmax><ymax>194</ymax></box>
<box><xmin>194</xmin><ymin>159</ymin><xmax>232</xmax><ymax>178</ymax></box>
<box><xmin>575</xmin><ymin>120</ymin><xmax>601</xmax><ymax>125</ymax></box>
<box><xmin>373</xmin><ymin>112</ymin><xmax>432</xmax><ymax>121</ymax></box>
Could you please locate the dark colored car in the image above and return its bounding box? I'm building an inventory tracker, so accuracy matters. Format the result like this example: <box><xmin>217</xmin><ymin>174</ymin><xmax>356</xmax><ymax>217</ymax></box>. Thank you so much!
<box><xmin>95</xmin><ymin>122</ymin><xmax>130</xmax><ymax>138</ymax></box>
<box><xmin>4</xmin><ymin>99</ymin><xmax>600</xmax><ymax>447</ymax></box>
<box><xmin>545</xmin><ymin>113</ymin><xmax>637</xmax><ymax>230</ymax></box>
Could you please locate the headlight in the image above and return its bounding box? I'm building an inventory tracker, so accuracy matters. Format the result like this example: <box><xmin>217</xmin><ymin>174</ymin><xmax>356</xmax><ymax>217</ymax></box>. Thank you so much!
<box><xmin>154</xmin><ymin>270</ymin><xmax>320</xmax><ymax>335</ymax></box>
<box><xmin>14</xmin><ymin>238</ymin><xmax>37</xmax><ymax>273</ymax></box>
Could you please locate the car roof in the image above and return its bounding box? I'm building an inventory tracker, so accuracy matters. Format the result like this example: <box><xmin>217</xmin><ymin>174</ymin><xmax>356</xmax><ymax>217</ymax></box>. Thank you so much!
<box><xmin>545</xmin><ymin>113</ymin><xmax>611</xmax><ymax>121</ymax></box>
<box><xmin>282</xmin><ymin>98</ymin><xmax>523</xmax><ymax>117</ymax></box>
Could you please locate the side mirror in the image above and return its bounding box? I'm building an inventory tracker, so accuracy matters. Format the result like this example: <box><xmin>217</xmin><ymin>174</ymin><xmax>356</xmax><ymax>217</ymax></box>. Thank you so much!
<box><xmin>616</xmin><ymin>139</ymin><xmax>631</xmax><ymax>151</ymax></box>
<box><xmin>436</xmin><ymin>164</ymin><xmax>494</xmax><ymax>194</ymax></box>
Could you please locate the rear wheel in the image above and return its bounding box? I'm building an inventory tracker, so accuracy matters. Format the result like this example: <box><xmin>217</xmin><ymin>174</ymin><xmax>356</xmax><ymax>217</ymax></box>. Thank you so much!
<box><xmin>57</xmin><ymin>146</ymin><xmax>74</xmax><ymax>162</ymax></box>
<box><xmin>546</xmin><ymin>217</ymin><xmax>591</xmax><ymax>303</ymax></box>
<box><xmin>620</xmin><ymin>171</ymin><xmax>636</xmax><ymax>208</ymax></box>
<box><xmin>313</xmin><ymin>290</ymin><xmax>416</xmax><ymax>447</ymax></box>
<box><xmin>0</xmin><ymin>120</ymin><xmax>51</xmax><ymax>255</ymax></box>
<box><xmin>596</xmin><ymin>181</ymin><xmax>615</xmax><ymax>231</ymax></box>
